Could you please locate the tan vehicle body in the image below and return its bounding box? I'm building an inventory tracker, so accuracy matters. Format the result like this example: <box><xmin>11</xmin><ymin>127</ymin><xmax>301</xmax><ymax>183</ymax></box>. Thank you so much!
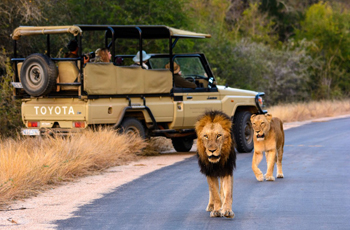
<box><xmin>21</xmin><ymin>86</ymin><xmax>258</xmax><ymax>130</ymax></box>
<box><xmin>12</xmin><ymin>25</ymin><xmax>265</xmax><ymax>152</ymax></box>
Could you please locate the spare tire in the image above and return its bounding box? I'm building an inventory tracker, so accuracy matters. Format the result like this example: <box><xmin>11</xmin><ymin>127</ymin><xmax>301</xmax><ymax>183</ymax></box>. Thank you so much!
<box><xmin>20</xmin><ymin>53</ymin><xmax>57</xmax><ymax>96</ymax></box>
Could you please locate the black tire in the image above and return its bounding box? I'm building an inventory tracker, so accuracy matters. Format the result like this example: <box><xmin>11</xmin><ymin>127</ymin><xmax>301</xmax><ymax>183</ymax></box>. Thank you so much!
<box><xmin>20</xmin><ymin>53</ymin><xmax>57</xmax><ymax>96</ymax></box>
<box><xmin>171</xmin><ymin>137</ymin><xmax>194</xmax><ymax>152</ymax></box>
<box><xmin>233</xmin><ymin>111</ymin><xmax>254</xmax><ymax>153</ymax></box>
<box><xmin>120</xmin><ymin>118</ymin><xmax>146</xmax><ymax>139</ymax></box>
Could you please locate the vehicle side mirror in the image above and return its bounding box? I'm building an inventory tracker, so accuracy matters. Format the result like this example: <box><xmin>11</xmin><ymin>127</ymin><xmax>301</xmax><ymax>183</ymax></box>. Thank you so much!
<box><xmin>208</xmin><ymin>77</ymin><xmax>214</xmax><ymax>89</ymax></box>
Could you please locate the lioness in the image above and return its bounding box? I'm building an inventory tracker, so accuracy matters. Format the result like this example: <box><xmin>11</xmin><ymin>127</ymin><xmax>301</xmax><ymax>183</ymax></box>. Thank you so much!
<box><xmin>250</xmin><ymin>114</ymin><xmax>284</xmax><ymax>181</ymax></box>
<box><xmin>195</xmin><ymin>111</ymin><xmax>236</xmax><ymax>218</ymax></box>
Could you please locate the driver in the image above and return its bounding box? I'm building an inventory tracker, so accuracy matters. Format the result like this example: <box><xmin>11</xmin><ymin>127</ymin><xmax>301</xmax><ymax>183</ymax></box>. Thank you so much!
<box><xmin>165</xmin><ymin>62</ymin><xmax>196</xmax><ymax>89</ymax></box>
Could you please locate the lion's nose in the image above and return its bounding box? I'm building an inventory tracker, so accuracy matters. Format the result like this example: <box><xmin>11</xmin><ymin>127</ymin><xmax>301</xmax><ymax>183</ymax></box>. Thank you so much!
<box><xmin>208</xmin><ymin>149</ymin><xmax>216</xmax><ymax>153</ymax></box>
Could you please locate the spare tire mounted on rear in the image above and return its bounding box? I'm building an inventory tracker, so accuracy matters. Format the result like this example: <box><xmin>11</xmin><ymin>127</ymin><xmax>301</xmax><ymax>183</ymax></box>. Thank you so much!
<box><xmin>20</xmin><ymin>53</ymin><xmax>57</xmax><ymax>96</ymax></box>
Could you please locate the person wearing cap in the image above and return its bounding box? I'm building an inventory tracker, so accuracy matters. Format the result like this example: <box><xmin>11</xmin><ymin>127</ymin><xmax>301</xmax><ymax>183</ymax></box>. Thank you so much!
<box><xmin>94</xmin><ymin>48</ymin><xmax>111</xmax><ymax>63</ymax></box>
<box><xmin>165</xmin><ymin>62</ymin><xmax>197</xmax><ymax>89</ymax></box>
<box><xmin>131</xmin><ymin>50</ymin><xmax>151</xmax><ymax>69</ymax></box>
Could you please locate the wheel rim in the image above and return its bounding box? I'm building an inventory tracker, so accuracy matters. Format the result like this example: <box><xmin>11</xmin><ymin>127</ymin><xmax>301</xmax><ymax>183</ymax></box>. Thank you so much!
<box><xmin>244</xmin><ymin>121</ymin><xmax>253</xmax><ymax>144</ymax></box>
<box><xmin>26</xmin><ymin>63</ymin><xmax>44</xmax><ymax>89</ymax></box>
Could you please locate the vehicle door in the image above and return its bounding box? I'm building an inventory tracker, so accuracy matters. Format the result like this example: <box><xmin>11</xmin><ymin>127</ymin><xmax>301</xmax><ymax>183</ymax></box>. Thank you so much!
<box><xmin>174</xmin><ymin>55</ymin><xmax>221</xmax><ymax>128</ymax></box>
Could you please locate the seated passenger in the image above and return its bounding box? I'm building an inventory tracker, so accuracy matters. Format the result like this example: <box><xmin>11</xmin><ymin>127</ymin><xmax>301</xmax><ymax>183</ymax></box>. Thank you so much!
<box><xmin>165</xmin><ymin>62</ymin><xmax>196</xmax><ymax>89</ymax></box>
<box><xmin>94</xmin><ymin>48</ymin><xmax>111</xmax><ymax>63</ymax></box>
<box><xmin>115</xmin><ymin>57</ymin><xmax>124</xmax><ymax>66</ymax></box>
<box><xmin>64</xmin><ymin>39</ymin><xmax>79</xmax><ymax>58</ymax></box>
<box><xmin>64</xmin><ymin>39</ymin><xmax>89</xmax><ymax>64</ymax></box>
<box><xmin>131</xmin><ymin>50</ymin><xmax>151</xmax><ymax>69</ymax></box>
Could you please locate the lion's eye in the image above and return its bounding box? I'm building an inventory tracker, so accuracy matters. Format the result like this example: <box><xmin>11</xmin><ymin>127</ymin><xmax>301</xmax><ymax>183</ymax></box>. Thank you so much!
<box><xmin>204</xmin><ymin>135</ymin><xmax>208</xmax><ymax>139</ymax></box>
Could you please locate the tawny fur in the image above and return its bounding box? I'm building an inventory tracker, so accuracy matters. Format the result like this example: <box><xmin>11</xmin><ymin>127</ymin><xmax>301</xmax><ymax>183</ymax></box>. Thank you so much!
<box><xmin>195</xmin><ymin>111</ymin><xmax>236</xmax><ymax>218</ymax></box>
<box><xmin>250</xmin><ymin>114</ymin><xmax>285</xmax><ymax>181</ymax></box>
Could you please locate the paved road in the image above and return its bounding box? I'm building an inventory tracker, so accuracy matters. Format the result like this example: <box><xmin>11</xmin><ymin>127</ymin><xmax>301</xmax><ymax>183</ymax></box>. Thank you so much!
<box><xmin>56</xmin><ymin>117</ymin><xmax>350</xmax><ymax>230</ymax></box>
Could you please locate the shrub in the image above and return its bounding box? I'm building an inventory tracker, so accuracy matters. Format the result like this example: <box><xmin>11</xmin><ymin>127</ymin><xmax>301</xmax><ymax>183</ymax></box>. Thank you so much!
<box><xmin>0</xmin><ymin>60</ymin><xmax>22</xmax><ymax>138</ymax></box>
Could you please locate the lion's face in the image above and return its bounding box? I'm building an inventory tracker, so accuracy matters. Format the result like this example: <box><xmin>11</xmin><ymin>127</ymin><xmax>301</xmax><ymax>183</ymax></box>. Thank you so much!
<box><xmin>251</xmin><ymin>114</ymin><xmax>272</xmax><ymax>141</ymax></box>
<box><xmin>199</xmin><ymin>122</ymin><xmax>226</xmax><ymax>163</ymax></box>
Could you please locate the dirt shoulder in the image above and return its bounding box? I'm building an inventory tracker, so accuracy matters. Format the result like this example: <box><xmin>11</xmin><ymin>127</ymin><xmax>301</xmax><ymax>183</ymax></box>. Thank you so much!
<box><xmin>1</xmin><ymin>114</ymin><xmax>350</xmax><ymax>229</ymax></box>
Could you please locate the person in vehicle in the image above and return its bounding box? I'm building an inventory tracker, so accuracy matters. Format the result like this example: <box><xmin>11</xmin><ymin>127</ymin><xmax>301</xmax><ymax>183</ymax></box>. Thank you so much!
<box><xmin>64</xmin><ymin>39</ymin><xmax>79</xmax><ymax>58</ymax></box>
<box><xmin>165</xmin><ymin>62</ymin><xmax>196</xmax><ymax>89</ymax></box>
<box><xmin>131</xmin><ymin>50</ymin><xmax>151</xmax><ymax>69</ymax></box>
<box><xmin>94</xmin><ymin>48</ymin><xmax>112</xmax><ymax>63</ymax></box>
<box><xmin>64</xmin><ymin>39</ymin><xmax>89</xmax><ymax>64</ymax></box>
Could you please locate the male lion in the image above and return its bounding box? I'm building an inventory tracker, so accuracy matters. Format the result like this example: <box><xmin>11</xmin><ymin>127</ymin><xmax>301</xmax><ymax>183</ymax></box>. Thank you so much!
<box><xmin>250</xmin><ymin>114</ymin><xmax>284</xmax><ymax>181</ymax></box>
<box><xmin>195</xmin><ymin>111</ymin><xmax>236</xmax><ymax>218</ymax></box>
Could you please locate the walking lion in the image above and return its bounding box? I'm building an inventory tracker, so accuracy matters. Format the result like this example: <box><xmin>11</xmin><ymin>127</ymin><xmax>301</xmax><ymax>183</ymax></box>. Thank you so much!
<box><xmin>195</xmin><ymin>110</ymin><xmax>236</xmax><ymax>218</ymax></box>
<box><xmin>250</xmin><ymin>114</ymin><xmax>285</xmax><ymax>181</ymax></box>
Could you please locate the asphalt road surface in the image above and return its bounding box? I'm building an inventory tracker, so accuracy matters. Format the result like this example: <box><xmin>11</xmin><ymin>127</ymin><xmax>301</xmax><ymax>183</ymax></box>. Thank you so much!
<box><xmin>56</xmin><ymin>117</ymin><xmax>350</xmax><ymax>230</ymax></box>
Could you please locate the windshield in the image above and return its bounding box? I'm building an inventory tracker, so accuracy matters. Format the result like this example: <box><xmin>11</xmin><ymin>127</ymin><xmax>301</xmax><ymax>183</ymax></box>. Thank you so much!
<box><xmin>149</xmin><ymin>56</ymin><xmax>208</xmax><ymax>78</ymax></box>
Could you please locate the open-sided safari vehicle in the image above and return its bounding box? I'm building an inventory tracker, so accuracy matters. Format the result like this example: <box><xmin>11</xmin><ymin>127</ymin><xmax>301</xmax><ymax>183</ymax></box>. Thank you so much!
<box><xmin>11</xmin><ymin>25</ymin><xmax>266</xmax><ymax>153</ymax></box>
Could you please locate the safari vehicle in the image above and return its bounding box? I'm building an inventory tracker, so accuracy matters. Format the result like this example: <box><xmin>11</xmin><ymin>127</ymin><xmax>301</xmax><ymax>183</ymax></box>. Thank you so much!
<box><xmin>11</xmin><ymin>25</ymin><xmax>266</xmax><ymax>153</ymax></box>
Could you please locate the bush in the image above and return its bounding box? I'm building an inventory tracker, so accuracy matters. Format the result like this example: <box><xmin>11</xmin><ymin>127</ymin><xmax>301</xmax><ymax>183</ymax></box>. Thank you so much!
<box><xmin>204</xmin><ymin>39</ymin><xmax>318</xmax><ymax>105</ymax></box>
<box><xmin>0</xmin><ymin>60</ymin><xmax>22</xmax><ymax>138</ymax></box>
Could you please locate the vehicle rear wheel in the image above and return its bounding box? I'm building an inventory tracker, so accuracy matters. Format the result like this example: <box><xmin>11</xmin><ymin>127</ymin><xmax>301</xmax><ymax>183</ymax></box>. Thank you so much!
<box><xmin>20</xmin><ymin>53</ymin><xmax>57</xmax><ymax>96</ymax></box>
<box><xmin>171</xmin><ymin>137</ymin><xmax>194</xmax><ymax>152</ymax></box>
<box><xmin>120</xmin><ymin>118</ymin><xmax>146</xmax><ymax>139</ymax></box>
<box><xmin>233</xmin><ymin>111</ymin><xmax>254</xmax><ymax>153</ymax></box>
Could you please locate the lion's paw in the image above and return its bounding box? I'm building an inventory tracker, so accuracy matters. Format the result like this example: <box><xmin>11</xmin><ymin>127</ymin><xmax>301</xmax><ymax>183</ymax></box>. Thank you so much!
<box><xmin>222</xmin><ymin>210</ymin><xmax>235</xmax><ymax>219</ymax></box>
<box><xmin>210</xmin><ymin>210</ymin><xmax>223</xmax><ymax>218</ymax></box>
<box><xmin>277</xmin><ymin>173</ymin><xmax>284</xmax><ymax>178</ymax></box>
<box><xmin>206</xmin><ymin>204</ymin><xmax>214</xmax><ymax>212</ymax></box>
<box><xmin>265</xmin><ymin>175</ymin><xmax>275</xmax><ymax>181</ymax></box>
<box><xmin>256</xmin><ymin>174</ymin><xmax>264</xmax><ymax>182</ymax></box>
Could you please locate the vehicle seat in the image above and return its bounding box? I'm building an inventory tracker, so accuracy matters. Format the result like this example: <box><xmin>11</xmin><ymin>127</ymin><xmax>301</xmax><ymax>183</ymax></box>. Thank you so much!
<box><xmin>57</xmin><ymin>61</ymin><xmax>80</xmax><ymax>91</ymax></box>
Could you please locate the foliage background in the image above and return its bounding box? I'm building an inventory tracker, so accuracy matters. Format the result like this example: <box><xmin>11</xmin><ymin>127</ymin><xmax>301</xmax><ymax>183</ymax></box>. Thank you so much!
<box><xmin>0</xmin><ymin>0</ymin><xmax>350</xmax><ymax>136</ymax></box>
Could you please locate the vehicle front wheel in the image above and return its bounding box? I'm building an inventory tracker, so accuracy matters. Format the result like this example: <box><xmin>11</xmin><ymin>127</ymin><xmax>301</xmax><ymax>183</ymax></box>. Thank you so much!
<box><xmin>119</xmin><ymin>118</ymin><xmax>146</xmax><ymax>139</ymax></box>
<box><xmin>171</xmin><ymin>137</ymin><xmax>194</xmax><ymax>152</ymax></box>
<box><xmin>233</xmin><ymin>111</ymin><xmax>254</xmax><ymax>153</ymax></box>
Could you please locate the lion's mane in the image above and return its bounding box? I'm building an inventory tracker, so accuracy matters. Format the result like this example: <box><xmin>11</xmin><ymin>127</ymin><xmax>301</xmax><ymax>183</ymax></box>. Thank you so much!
<box><xmin>195</xmin><ymin>111</ymin><xmax>236</xmax><ymax>177</ymax></box>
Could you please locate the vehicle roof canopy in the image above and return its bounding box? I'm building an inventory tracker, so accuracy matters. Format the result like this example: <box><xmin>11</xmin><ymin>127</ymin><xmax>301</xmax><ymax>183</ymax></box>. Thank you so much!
<box><xmin>11</xmin><ymin>25</ymin><xmax>211</xmax><ymax>40</ymax></box>
<box><xmin>11</xmin><ymin>26</ymin><xmax>83</xmax><ymax>40</ymax></box>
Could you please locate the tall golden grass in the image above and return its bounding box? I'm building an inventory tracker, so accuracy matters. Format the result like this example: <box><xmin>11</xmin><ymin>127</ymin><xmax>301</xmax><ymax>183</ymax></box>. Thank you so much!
<box><xmin>0</xmin><ymin>128</ymin><xmax>147</xmax><ymax>206</ymax></box>
<box><xmin>266</xmin><ymin>99</ymin><xmax>350</xmax><ymax>122</ymax></box>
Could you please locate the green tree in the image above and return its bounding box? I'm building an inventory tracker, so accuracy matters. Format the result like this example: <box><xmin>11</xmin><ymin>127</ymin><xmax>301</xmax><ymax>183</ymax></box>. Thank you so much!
<box><xmin>233</xmin><ymin>3</ymin><xmax>279</xmax><ymax>45</ymax></box>
<box><xmin>295</xmin><ymin>1</ymin><xmax>350</xmax><ymax>99</ymax></box>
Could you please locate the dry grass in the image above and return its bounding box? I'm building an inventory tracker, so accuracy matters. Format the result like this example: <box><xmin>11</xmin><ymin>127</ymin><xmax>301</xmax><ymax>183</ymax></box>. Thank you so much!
<box><xmin>0</xmin><ymin>128</ymin><xmax>148</xmax><ymax>206</ymax></box>
<box><xmin>142</xmin><ymin>137</ymin><xmax>173</xmax><ymax>156</ymax></box>
<box><xmin>266</xmin><ymin>99</ymin><xmax>350</xmax><ymax>123</ymax></box>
